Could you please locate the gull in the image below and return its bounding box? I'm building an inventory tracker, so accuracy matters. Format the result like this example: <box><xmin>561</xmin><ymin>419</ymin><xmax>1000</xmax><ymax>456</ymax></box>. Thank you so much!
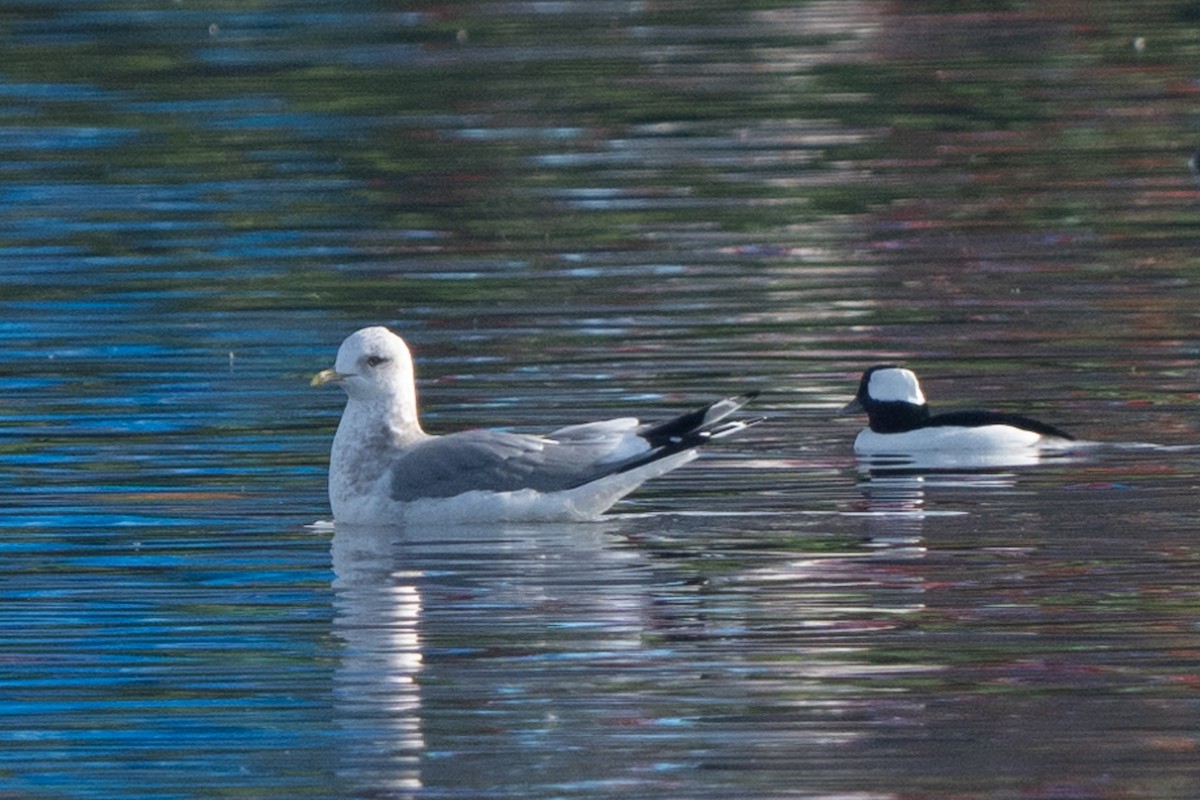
<box><xmin>312</xmin><ymin>326</ymin><xmax>761</xmax><ymax>524</ymax></box>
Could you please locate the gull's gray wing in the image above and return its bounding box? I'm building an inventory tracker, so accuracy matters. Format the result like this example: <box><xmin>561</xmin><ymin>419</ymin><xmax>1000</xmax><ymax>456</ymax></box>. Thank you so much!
<box><xmin>386</xmin><ymin>393</ymin><xmax>762</xmax><ymax>502</ymax></box>
<box><xmin>387</xmin><ymin>429</ymin><xmax>623</xmax><ymax>501</ymax></box>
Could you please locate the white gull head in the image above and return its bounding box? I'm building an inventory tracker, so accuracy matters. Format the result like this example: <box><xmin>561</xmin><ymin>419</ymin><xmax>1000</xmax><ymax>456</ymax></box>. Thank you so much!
<box><xmin>312</xmin><ymin>326</ymin><xmax>422</xmax><ymax>433</ymax></box>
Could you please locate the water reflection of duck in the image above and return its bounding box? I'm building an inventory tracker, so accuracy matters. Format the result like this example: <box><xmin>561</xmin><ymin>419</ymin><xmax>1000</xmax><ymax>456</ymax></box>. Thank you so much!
<box><xmin>840</xmin><ymin>366</ymin><xmax>1076</xmax><ymax>463</ymax></box>
<box><xmin>312</xmin><ymin>326</ymin><xmax>762</xmax><ymax>524</ymax></box>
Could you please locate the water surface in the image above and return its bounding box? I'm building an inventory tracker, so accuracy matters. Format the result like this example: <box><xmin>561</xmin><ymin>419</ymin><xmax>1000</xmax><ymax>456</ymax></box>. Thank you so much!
<box><xmin>4</xmin><ymin>2</ymin><xmax>1200</xmax><ymax>798</ymax></box>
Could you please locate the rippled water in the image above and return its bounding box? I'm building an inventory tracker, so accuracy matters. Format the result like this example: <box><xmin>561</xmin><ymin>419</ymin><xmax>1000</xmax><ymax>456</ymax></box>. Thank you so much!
<box><xmin>5</xmin><ymin>1</ymin><xmax>1200</xmax><ymax>798</ymax></box>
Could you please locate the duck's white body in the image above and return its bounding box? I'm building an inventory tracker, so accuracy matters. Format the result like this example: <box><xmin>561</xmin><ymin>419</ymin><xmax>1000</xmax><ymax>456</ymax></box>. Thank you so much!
<box><xmin>852</xmin><ymin>424</ymin><xmax>1046</xmax><ymax>455</ymax></box>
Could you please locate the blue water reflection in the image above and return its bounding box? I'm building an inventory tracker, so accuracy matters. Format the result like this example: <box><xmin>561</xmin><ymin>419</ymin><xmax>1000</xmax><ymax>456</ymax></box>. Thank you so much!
<box><xmin>0</xmin><ymin>520</ymin><xmax>335</xmax><ymax>798</ymax></box>
<box><xmin>2</xmin><ymin>0</ymin><xmax>1200</xmax><ymax>798</ymax></box>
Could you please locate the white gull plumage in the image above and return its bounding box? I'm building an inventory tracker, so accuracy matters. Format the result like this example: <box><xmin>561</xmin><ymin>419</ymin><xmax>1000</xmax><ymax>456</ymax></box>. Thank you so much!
<box><xmin>312</xmin><ymin>326</ymin><xmax>762</xmax><ymax>524</ymax></box>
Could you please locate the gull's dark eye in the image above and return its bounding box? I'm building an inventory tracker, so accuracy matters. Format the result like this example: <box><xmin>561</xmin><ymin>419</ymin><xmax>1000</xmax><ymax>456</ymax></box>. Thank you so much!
<box><xmin>365</xmin><ymin>355</ymin><xmax>389</xmax><ymax>368</ymax></box>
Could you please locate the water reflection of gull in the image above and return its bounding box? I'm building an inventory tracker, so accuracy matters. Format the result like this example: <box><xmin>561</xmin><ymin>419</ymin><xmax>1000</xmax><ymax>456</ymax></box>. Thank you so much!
<box><xmin>329</xmin><ymin>519</ymin><xmax>641</xmax><ymax>797</ymax></box>
<box><xmin>331</xmin><ymin>524</ymin><xmax>425</xmax><ymax>797</ymax></box>
<box><xmin>326</xmin><ymin>514</ymin><xmax>961</xmax><ymax>796</ymax></box>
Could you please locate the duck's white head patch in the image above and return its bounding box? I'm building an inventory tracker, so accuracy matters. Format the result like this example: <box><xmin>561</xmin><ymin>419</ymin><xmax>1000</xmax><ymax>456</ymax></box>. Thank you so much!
<box><xmin>867</xmin><ymin>367</ymin><xmax>926</xmax><ymax>406</ymax></box>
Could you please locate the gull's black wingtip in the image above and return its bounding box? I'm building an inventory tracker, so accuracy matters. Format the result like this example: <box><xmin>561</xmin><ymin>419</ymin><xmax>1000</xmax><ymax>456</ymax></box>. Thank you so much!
<box><xmin>623</xmin><ymin>390</ymin><xmax>760</xmax><ymax>452</ymax></box>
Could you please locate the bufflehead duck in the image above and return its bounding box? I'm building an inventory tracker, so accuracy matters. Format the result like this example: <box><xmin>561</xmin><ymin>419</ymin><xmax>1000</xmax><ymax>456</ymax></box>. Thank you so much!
<box><xmin>840</xmin><ymin>365</ymin><xmax>1074</xmax><ymax>456</ymax></box>
<box><xmin>312</xmin><ymin>326</ymin><xmax>763</xmax><ymax>524</ymax></box>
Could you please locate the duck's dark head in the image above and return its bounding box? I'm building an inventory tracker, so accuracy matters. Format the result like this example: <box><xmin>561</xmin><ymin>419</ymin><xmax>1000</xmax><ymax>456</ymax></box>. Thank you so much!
<box><xmin>840</xmin><ymin>365</ymin><xmax>931</xmax><ymax>433</ymax></box>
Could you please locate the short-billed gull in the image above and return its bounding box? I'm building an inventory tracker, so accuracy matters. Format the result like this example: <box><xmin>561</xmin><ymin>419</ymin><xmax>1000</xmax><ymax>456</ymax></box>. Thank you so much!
<box><xmin>312</xmin><ymin>326</ymin><xmax>762</xmax><ymax>524</ymax></box>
